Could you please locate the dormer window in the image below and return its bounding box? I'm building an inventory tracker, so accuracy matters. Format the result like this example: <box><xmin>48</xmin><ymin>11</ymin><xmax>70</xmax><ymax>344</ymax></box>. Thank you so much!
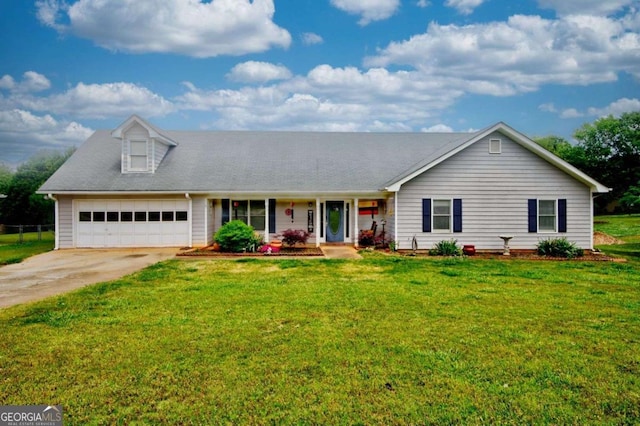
<box><xmin>129</xmin><ymin>140</ymin><xmax>149</xmax><ymax>172</ymax></box>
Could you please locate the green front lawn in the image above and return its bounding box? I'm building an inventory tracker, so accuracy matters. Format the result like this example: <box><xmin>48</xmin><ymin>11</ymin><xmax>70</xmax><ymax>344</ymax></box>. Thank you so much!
<box><xmin>0</xmin><ymin>231</ymin><xmax>54</xmax><ymax>265</ymax></box>
<box><xmin>1</xmin><ymin>255</ymin><xmax>639</xmax><ymax>424</ymax></box>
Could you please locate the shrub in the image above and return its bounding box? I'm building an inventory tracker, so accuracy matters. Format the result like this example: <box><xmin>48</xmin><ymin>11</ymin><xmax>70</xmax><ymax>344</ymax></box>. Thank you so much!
<box><xmin>537</xmin><ymin>237</ymin><xmax>584</xmax><ymax>259</ymax></box>
<box><xmin>279</xmin><ymin>229</ymin><xmax>310</xmax><ymax>247</ymax></box>
<box><xmin>214</xmin><ymin>220</ymin><xmax>256</xmax><ymax>252</ymax></box>
<box><xmin>429</xmin><ymin>239</ymin><xmax>463</xmax><ymax>256</ymax></box>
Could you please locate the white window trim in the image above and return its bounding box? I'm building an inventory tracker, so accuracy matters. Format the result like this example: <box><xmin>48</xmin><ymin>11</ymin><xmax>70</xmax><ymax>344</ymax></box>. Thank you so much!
<box><xmin>232</xmin><ymin>199</ymin><xmax>266</xmax><ymax>231</ymax></box>
<box><xmin>489</xmin><ymin>138</ymin><xmax>502</xmax><ymax>154</ymax></box>
<box><xmin>538</xmin><ymin>199</ymin><xmax>557</xmax><ymax>233</ymax></box>
<box><xmin>128</xmin><ymin>139</ymin><xmax>150</xmax><ymax>172</ymax></box>
<box><xmin>432</xmin><ymin>198</ymin><xmax>452</xmax><ymax>233</ymax></box>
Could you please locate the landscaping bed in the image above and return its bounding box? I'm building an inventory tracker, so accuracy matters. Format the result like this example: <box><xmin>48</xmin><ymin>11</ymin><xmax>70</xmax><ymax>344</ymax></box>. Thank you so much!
<box><xmin>178</xmin><ymin>245</ymin><xmax>324</xmax><ymax>257</ymax></box>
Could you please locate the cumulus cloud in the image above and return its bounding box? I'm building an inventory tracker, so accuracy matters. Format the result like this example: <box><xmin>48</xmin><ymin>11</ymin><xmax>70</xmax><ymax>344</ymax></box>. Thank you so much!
<box><xmin>445</xmin><ymin>0</ymin><xmax>485</xmax><ymax>15</ymax></box>
<box><xmin>365</xmin><ymin>12</ymin><xmax>640</xmax><ymax>95</ymax></box>
<box><xmin>416</xmin><ymin>1</ymin><xmax>430</xmax><ymax>8</ymax></box>
<box><xmin>10</xmin><ymin>82</ymin><xmax>175</xmax><ymax>119</ymax></box>
<box><xmin>227</xmin><ymin>61</ymin><xmax>293</xmax><ymax>83</ymax></box>
<box><xmin>36</xmin><ymin>0</ymin><xmax>291</xmax><ymax>57</ymax></box>
<box><xmin>421</xmin><ymin>124</ymin><xmax>454</xmax><ymax>132</ymax></box>
<box><xmin>587</xmin><ymin>97</ymin><xmax>640</xmax><ymax>117</ymax></box>
<box><xmin>0</xmin><ymin>72</ymin><xmax>51</xmax><ymax>93</ymax></box>
<box><xmin>330</xmin><ymin>0</ymin><xmax>400</xmax><ymax>25</ymax></box>
<box><xmin>0</xmin><ymin>109</ymin><xmax>93</xmax><ymax>165</ymax></box>
<box><xmin>537</xmin><ymin>0</ymin><xmax>636</xmax><ymax>16</ymax></box>
<box><xmin>301</xmin><ymin>32</ymin><xmax>324</xmax><ymax>45</ymax></box>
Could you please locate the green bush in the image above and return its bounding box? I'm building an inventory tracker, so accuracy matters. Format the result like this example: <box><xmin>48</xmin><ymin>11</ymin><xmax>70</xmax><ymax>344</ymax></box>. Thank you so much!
<box><xmin>429</xmin><ymin>239</ymin><xmax>463</xmax><ymax>256</ymax></box>
<box><xmin>536</xmin><ymin>237</ymin><xmax>584</xmax><ymax>259</ymax></box>
<box><xmin>214</xmin><ymin>220</ymin><xmax>257</xmax><ymax>252</ymax></box>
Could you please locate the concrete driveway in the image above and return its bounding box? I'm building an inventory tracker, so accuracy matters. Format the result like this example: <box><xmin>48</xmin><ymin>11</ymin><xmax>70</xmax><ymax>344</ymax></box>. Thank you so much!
<box><xmin>0</xmin><ymin>248</ymin><xmax>177</xmax><ymax>309</ymax></box>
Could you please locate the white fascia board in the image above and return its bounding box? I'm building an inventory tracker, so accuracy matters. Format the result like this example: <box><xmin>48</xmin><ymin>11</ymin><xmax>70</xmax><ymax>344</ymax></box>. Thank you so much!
<box><xmin>111</xmin><ymin>114</ymin><xmax>178</xmax><ymax>146</ymax></box>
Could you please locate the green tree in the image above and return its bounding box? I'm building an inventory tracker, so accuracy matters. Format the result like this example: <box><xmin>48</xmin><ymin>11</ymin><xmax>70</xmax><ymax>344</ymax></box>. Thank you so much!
<box><xmin>534</xmin><ymin>135</ymin><xmax>588</xmax><ymax>170</ymax></box>
<box><xmin>573</xmin><ymin>112</ymin><xmax>640</xmax><ymax>212</ymax></box>
<box><xmin>620</xmin><ymin>182</ymin><xmax>640</xmax><ymax>212</ymax></box>
<box><xmin>1</xmin><ymin>148</ymin><xmax>75</xmax><ymax>225</ymax></box>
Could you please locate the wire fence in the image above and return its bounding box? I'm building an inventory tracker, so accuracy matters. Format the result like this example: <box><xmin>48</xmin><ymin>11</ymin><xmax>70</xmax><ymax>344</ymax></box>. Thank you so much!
<box><xmin>0</xmin><ymin>224</ymin><xmax>55</xmax><ymax>243</ymax></box>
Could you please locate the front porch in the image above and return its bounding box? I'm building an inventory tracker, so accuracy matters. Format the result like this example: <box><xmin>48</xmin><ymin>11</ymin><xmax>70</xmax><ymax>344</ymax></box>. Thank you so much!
<box><xmin>212</xmin><ymin>197</ymin><xmax>393</xmax><ymax>248</ymax></box>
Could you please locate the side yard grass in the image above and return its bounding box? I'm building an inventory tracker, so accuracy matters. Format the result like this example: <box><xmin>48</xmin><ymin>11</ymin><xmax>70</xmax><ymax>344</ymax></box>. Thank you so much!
<box><xmin>1</xmin><ymin>255</ymin><xmax>639</xmax><ymax>424</ymax></box>
<box><xmin>0</xmin><ymin>231</ymin><xmax>54</xmax><ymax>265</ymax></box>
<box><xmin>595</xmin><ymin>214</ymin><xmax>640</xmax><ymax>262</ymax></box>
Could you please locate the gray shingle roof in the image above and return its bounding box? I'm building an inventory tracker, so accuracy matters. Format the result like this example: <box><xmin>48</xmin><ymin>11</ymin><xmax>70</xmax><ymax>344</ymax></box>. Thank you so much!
<box><xmin>39</xmin><ymin>129</ymin><xmax>479</xmax><ymax>194</ymax></box>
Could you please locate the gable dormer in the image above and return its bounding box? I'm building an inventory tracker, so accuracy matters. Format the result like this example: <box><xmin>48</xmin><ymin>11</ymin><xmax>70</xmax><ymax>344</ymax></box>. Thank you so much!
<box><xmin>111</xmin><ymin>115</ymin><xmax>178</xmax><ymax>174</ymax></box>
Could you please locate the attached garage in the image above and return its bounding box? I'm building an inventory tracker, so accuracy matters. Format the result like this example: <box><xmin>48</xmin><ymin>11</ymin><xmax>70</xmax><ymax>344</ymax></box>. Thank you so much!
<box><xmin>74</xmin><ymin>199</ymin><xmax>190</xmax><ymax>248</ymax></box>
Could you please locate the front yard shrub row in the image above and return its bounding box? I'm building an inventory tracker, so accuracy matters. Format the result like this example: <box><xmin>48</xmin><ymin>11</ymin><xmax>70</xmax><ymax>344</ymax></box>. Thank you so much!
<box><xmin>430</xmin><ymin>239</ymin><xmax>463</xmax><ymax>256</ymax></box>
<box><xmin>214</xmin><ymin>220</ymin><xmax>261</xmax><ymax>252</ymax></box>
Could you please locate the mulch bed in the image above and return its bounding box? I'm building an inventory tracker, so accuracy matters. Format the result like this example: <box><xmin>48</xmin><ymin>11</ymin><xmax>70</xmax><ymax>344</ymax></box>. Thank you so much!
<box><xmin>177</xmin><ymin>246</ymin><xmax>324</xmax><ymax>257</ymax></box>
<box><xmin>398</xmin><ymin>250</ymin><xmax>625</xmax><ymax>262</ymax></box>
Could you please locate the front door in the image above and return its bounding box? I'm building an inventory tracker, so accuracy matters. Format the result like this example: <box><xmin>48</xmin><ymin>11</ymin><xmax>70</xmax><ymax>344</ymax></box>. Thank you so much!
<box><xmin>326</xmin><ymin>201</ymin><xmax>344</xmax><ymax>242</ymax></box>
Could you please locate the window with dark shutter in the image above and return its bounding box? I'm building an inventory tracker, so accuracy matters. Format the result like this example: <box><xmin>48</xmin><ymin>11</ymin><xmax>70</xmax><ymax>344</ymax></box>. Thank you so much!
<box><xmin>528</xmin><ymin>199</ymin><xmax>537</xmax><ymax>233</ymax></box>
<box><xmin>269</xmin><ymin>199</ymin><xmax>276</xmax><ymax>233</ymax></box>
<box><xmin>558</xmin><ymin>199</ymin><xmax>567</xmax><ymax>233</ymax></box>
<box><xmin>221</xmin><ymin>199</ymin><xmax>230</xmax><ymax>225</ymax></box>
<box><xmin>453</xmin><ymin>199</ymin><xmax>462</xmax><ymax>233</ymax></box>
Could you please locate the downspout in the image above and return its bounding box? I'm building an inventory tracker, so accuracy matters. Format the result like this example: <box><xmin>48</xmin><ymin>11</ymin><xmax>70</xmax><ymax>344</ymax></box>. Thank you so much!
<box><xmin>185</xmin><ymin>193</ymin><xmax>192</xmax><ymax>248</ymax></box>
<box><xmin>47</xmin><ymin>194</ymin><xmax>59</xmax><ymax>250</ymax></box>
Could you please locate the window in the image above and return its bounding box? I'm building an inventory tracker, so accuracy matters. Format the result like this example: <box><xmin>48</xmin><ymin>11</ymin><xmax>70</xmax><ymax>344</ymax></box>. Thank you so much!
<box><xmin>135</xmin><ymin>211</ymin><xmax>147</xmax><ymax>222</ymax></box>
<box><xmin>148</xmin><ymin>211</ymin><xmax>161</xmax><ymax>222</ymax></box>
<box><xmin>79</xmin><ymin>211</ymin><xmax>91</xmax><ymax>222</ymax></box>
<box><xmin>162</xmin><ymin>211</ymin><xmax>174</xmax><ymax>221</ymax></box>
<box><xmin>232</xmin><ymin>200</ymin><xmax>266</xmax><ymax>231</ymax></box>
<box><xmin>528</xmin><ymin>199</ymin><xmax>567</xmax><ymax>233</ymax></box>
<box><xmin>422</xmin><ymin>199</ymin><xmax>462</xmax><ymax>233</ymax></box>
<box><xmin>538</xmin><ymin>200</ymin><xmax>556</xmax><ymax>232</ymax></box>
<box><xmin>433</xmin><ymin>200</ymin><xmax>451</xmax><ymax>231</ymax></box>
<box><xmin>489</xmin><ymin>138</ymin><xmax>502</xmax><ymax>154</ymax></box>
<box><xmin>176</xmin><ymin>211</ymin><xmax>188</xmax><ymax>221</ymax></box>
<box><xmin>129</xmin><ymin>140</ymin><xmax>148</xmax><ymax>171</ymax></box>
<box><xmin>107</xmin><ymin>212</ymin><xmax>119</xmax><ymax>222</ymax></box>
<box><xmin>93</xmin><ymin>211</ymin><xmax>105</xmax><ymax>222</ymax></box>
<box><xmin>121</xmin><ymin>212</ymin><xmax>133</xmax><ymax>222</ymax></box>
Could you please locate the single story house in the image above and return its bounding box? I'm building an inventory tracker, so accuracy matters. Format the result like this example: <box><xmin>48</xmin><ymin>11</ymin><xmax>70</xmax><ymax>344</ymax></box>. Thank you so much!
<box><xmin>38</xmin><ymin>115</ymin><xmax>609</xmax><ymax>251</ymax></box>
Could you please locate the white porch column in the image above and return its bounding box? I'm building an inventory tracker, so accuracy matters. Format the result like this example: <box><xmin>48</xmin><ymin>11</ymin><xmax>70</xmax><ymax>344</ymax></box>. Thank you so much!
<box><xmin>315</xmin><ymin>198</ymin><xmax>321</xmax><ymax>247</ymax></box>
<box><xmin>394</xmin><ymin>192</ymin><xmax>399</xmax><ymax>250</ymax></box>
<box><xmin>353</xmin><ymin>198</ymin><xmax>359</xmax><ymax>247</ymax></box>
<box><xmin>265</xmin><ymin>198</ymin><xmax>270</xmax><ymax>243</ymax></box>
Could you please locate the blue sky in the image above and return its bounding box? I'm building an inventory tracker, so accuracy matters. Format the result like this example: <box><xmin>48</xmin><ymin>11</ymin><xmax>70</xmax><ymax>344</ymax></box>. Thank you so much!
<box><xmin>1</xmin><ymin>0</ymin><xmax>639</xmax><ymax>166</ymax></box>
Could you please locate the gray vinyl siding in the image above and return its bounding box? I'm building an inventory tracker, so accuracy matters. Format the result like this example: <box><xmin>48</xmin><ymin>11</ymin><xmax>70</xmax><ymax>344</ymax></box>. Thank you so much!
<box><xmin>191</xmin><ymin>197</ymin><xmax>207</xmax><ymax>247</ymax></box>
<box><xmin>396</xmin><ymin>132</ymin><xmax>593</xmax><ymax>250</ymax></box>
<box><xmin>58</xmin><ymin>195</ymin><xmax>73</xmax><ymax>249</ymax></box>
<box><xmin>153</xmin><ymin>141</ymin><xmax>170</xmax><ymax>172</ymax></box>
<box><xmin>206</xmin><ymin>199</ymin><xmax>214</xmax><ymax>245</ymax></box>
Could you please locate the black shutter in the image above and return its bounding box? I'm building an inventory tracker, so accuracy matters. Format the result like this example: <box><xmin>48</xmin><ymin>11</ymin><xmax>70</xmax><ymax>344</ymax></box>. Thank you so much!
<box><xmin>528</xmin><ymin>199</ymin><xmax>537</xmax><ymax>233</ymax></box>
<box><xmin>453</xmin><ymin>199</ymin><xmax>462</xmax><ymax>233</ymax></box>
<box><xmin>422</xmin><ymin>199</ymin><xmax>432</xmax><ymax>233</ymax></box>
<box><xmin>558</xmin><ymin>199</ymin><xmax>567</xmax><ymax>233</ymax></box>
<box><xmin>269</xmin><ymin>199</ymin><xmax>276</xmax><ymax>233</ymax></box>
<box><xmin>221</xmin><ymin>199</ymin><xmax>230</xmax><ymax>225</ymax></box>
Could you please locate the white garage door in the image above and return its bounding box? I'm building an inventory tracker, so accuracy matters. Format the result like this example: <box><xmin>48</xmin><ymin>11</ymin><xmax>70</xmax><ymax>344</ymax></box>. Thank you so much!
<box><xmin>75</xmin><ymin>200</ymin><xmax>190</xmax><ymax>247</ymax></box>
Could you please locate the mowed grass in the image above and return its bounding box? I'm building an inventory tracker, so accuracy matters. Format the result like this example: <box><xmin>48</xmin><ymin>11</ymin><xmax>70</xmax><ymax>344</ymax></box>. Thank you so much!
<box><xmin>0</xmin><ymin>231</ymin><xmax>54</xmax><ymax>265</ymax></box>
<box><xmin>595</xmin><ymin>214</ymin><xmax>640</xmax><ymax>262</ymax></box>
<box><xmin>1</xmin><ymin>255</ymin><xmax>639</xmax><ymax>424</ymax></box>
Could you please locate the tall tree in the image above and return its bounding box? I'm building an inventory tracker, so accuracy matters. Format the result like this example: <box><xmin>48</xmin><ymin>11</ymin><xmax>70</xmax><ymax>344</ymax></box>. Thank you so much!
<box><xmin>1</xmin><ymin>148</ymin><xmax>74</xmax><ymax>225</ymax></box>
<box><xmin>573</xmin><ymin>112</ymin><xmax>640</xmax><ymax>212</ymax></box>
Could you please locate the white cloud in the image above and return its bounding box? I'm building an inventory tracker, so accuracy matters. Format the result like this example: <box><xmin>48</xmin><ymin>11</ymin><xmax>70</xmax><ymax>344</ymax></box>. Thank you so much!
<box><xmin>587</xmin><ymin>97</ymin><xmax>640</xmax><ymax>117</ymax></box>
<box><xmin>537</xmin><ymin>0</ymin><xmax>635</xmax><ymax>16</ymax></box>
<box><xmin>0</xmin><ymin>72</ymin><xmax>51</xmax><ymax>93</ymax></box>
<box><xmin>10</xmin><ymin>82</ymin><xmax>174</xmax><ymax>119</ymax></box>
<box><xmin>301</xmin><ymin>32</ymin><xmax>324</xmax><ymax>45</ymax></box>
<box><xmin>0</xmin><ymin>109</ymin><xmax>93</xmax><ymax>164</ymax></box>
<box><xmin>538</xmin><ymin>103</ymin><xmax>557</xmax><ymax>113</ymax></box>
<box><xmin>416</xmin><ymin>0</ymin><xmax>430</xmax><ymax>8</ymax></box>
<box><xmin>330</xmin><ymin>0</ymin><xmax>400</xmax><ymax>25</ymax></box>
<box><xmin>445</xmin><ymin>0</ymin><xmax>485</xmax><ymax>15</ymax></box>
<box><xmin>36</xmin><ymin>0</ymin><xmax>291</xmax><ymax>58</ymax></box>
<box><xmin>365</xmin><ymin>12</ymin><xmax>640</xmax><ymax>95</ymax></box>
<box><xmin>421</xmin><ymin>124</ymin><xmax>454</xmax><ymax>132</ymax></box>
<box><xmin>560</xmin><ymin>108</ymin><xmax>583</xmax><ymax>119</ymax></box>
<box><xmin>227</xmin><ymin>61</ymin><xmax>293</xmax><ymax>83</ymax></box>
